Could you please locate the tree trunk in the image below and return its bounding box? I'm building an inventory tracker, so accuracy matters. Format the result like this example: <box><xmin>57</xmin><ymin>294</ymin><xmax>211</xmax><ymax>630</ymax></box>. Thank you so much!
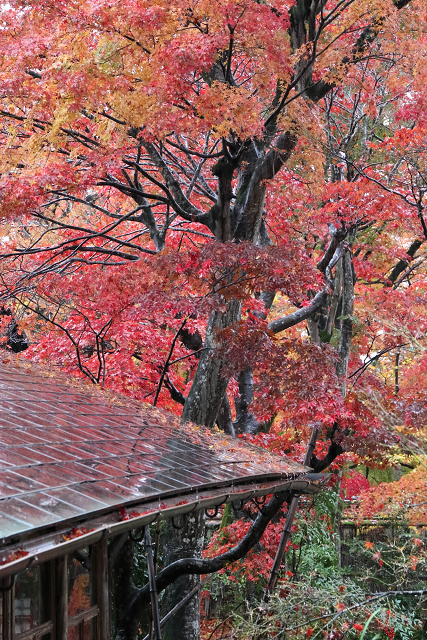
<box><xmin>336</xmin><ymin>248</ymin><xmax>354</xmax><ymax>396</ymax></box>
<box><xmin>112</xmin><ymin>535</ymin><xmax>142</xmax><ymax>640</ymax></box>
<box><xmin>181</xmin><ymin>299</ymin><xmax>241</xmax><ymax>428</ymax></box>
<box><xmin>216</xmin><ymin>393</ymin><xmax>235</xmax><ymax>436</ymax></box>
<box><xmin>160</xmin><ymin>512</ymin><xmax>206</xmax><ymax>640</ymax></box>
<box><xmin>234</xmin><ymin>366</ymin><xmax>258</xmax><ymax>434</ymax></box>
<box><xmin>325</xmin><ymin>256</ymin><xmax>343</xmax><ymax>336</ymax></box>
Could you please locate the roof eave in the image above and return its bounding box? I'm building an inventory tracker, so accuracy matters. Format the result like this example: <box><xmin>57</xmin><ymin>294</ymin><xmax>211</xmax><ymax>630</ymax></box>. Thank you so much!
<box><xmin>0</xmin><ymin>475</ymin><xmax>325</xmax><ymax>578</ymax></box>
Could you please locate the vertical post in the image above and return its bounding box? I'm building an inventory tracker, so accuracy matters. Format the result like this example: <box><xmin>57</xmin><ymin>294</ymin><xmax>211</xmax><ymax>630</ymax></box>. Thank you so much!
<box><xmin>55</xmin><ymin>555</ymin><xmax>68</xmax><ymax>640</ymax></box>
<box><xmin>145</xmin><ymin>527</ymin><xmax>162</xmax><ymax>640</ymax></box>
<box><xmin>153</xmin><ymin>522</ymin><xmax>160</xmax><ymax>574</ymax></box>
<box><xmin>265</xmin><ymin>494</ymin><xmax>299</xmax><ymax>596</ymax></box>
<box><xmin>148</xmin><ymin>522</ymin><xmax>161</xmax><ymax>640</ymax></box>
<box><xmin>96</xmin><ymin>537</ymin><xmax>110</xmax><ymax>640</ymax></box>
<box><xmin>265</xmin><ymin>427</ymin><xmax>319</xmax><ymax>596</ymax></box>
<box><xmin>2</xmin><ymin>576</ymin><xmax>14</xmax><ymax>640</ymax></box>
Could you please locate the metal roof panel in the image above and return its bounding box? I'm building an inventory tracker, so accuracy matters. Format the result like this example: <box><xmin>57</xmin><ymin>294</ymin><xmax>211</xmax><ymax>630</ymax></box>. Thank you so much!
<box><xmin>0</xmin><ymin>358</ymin><xmax>309</xmax><ymax>543</ymax></box>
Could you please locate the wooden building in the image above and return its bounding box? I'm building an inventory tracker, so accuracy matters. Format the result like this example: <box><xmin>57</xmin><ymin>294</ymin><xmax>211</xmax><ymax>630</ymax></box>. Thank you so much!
<box><xmin>0</xmin><ymin>359</ymin><xmax>319</xmax><ymax>639</ymax></box>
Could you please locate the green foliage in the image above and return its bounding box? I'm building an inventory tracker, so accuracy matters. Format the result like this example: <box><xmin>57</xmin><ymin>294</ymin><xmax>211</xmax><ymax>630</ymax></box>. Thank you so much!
<box><xmin>231</xmin><ymin>574</ymin><xmax>422</xmax><ymax>640</ymax></box>
<box><xmin>221</xmin><ymin>503</ymin><xmax>234</xmax><ymax>529</ymax></box>
<box><xmin>207</xmin><ymin>497</ymin><xmax>427</xmax><ymax>640</ymax></box>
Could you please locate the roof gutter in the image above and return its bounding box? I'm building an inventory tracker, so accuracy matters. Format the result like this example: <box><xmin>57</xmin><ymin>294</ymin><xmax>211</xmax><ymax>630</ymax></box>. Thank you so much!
<box><xmin>0</xmin><ymin>477</ymin><xmax>324</xmax><ymax>579</ymax></box>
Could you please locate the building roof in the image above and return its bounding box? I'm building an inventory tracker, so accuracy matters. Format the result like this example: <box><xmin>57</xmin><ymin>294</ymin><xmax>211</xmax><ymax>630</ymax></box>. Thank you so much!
<box><xmin>0</xmin><ymin>358</ymin><xmax>322</xmax><ymax>575</ymax></box>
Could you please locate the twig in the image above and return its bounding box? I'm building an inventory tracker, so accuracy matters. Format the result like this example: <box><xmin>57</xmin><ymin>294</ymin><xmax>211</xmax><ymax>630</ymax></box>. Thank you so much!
<box><xmin>168</xmin><ymin>347</ymin><xmax>212</xmax><ymax>366</ymax></box>
<box><xmin>349</xmin><ymin>343</ymin><xmax>408</xmax><ymax>386</ymax></box>
<box><xmin>284</xmin><ymin>589</ymin><xmax>427</xmax><ymax>633</ymax></box>
<box><xmin>153</xmin><ymin>318</ymin><xmax>187</xmax><ymax>406</ymax></box>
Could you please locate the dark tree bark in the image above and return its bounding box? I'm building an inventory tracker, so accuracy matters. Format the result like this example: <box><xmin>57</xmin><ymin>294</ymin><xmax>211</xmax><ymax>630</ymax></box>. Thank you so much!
<box><xmin>133</xmin><ymin>4</ymin><xmax>412</xmax><ymax>637</ymax></box>
<box><xmin>112</xmin><ymin>535</ymin><xmax>142</xmax><ymax>640</ymax></box>
<box><xmin>388</xmin><ymin>239</ymin><xmax>423</xmax><ymax>285</ymax></box>
<box><xmin>128</xmin><ymin>491</ymin><xmax>289</xmax><ymax>617</ymax></box>
<box><xmin>309</xmin><ymin>423</ymin><xmax>344</xmax><ymax>472</ymax></box>
<box><xmin>216</xmin><ymin>393</ymin><xmax>235</xmax><ymax>436</ymax></box>
<box><xmin>0</xmin><ymin>307</ymin><xmax>29</xmax><ymax>353</ymax></box>
<box><xmin>181</xmin><ymin>299</ymin><xmax>241</xmax><ymax>428</ymax></box>
<box><xmin>234</xmin><ymin>366</ymin><xmax>257</xmax><ymax>435</ymax></box>
<box><xmin>159</xmin><ymin>512</ymin><xmax>206</xmax><ymax>640</ymax></box>
<box><xmin>336</xmin><ymin>248</ymin><xmax>354</xmax><ymax>396</ymax></box>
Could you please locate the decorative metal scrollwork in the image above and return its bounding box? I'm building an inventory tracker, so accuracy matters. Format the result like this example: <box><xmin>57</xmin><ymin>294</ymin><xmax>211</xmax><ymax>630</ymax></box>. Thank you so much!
<box><xmin>204</xmin><ymin>505</ymin><xmax>220</xmax><ymax>518</ymax></box>
<box><xmin>129</xmin><ymin>528</ymin><xmax>145</xmax><ymax>543</ymax></box>
<box><xmin>171</xmin><ymin>514</ymin><xmax>187</xmax><ymax>530</ymax></box>
<box><xmin>231</xmin><ymin>499</ymin><xmax>245</xmax><ymax>514</ymax></box>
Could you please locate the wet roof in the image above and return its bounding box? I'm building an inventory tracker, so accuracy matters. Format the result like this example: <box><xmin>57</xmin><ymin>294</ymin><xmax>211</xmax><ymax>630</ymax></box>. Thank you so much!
<box><xmin>0</xmin><ymin>358</ymin><xmax>308</xmax><ymax>543</ymax></box>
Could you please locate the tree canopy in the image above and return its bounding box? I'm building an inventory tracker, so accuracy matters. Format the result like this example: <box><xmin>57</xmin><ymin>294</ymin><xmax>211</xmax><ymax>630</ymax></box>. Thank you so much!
<box><xmin>1</xmin><ymin>0</ymin><xmax>425</xmax><ymax>451</ymax></box>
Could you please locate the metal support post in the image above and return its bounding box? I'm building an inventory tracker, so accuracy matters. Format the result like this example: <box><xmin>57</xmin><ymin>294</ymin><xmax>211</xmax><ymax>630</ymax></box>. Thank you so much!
<box><xmin>145</xmin><ymin>526</ymin><xmax>162</xmax><ymax>640</ymax></box>
<box><xmin>265</xmin><ymin>426</ymin><xmax>319</xmax><ymax>597</ymax></box>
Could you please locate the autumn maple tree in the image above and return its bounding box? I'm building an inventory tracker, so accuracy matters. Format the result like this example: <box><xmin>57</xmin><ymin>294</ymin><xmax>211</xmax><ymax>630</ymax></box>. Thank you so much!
<box><xmin>1</xmin><ymin>0</ymin><xmax>427</xmax><ymax>637</ymax></box>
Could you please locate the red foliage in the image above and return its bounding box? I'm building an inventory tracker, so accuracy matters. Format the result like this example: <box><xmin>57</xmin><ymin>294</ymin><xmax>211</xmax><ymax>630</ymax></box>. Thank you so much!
<box><xmin>0</xmin><ymin>0</ymin><xmax>426</xmax><ymax>573</ymax></box>
<box><xmin>340</xmin><ymin>472</ymin><xmax>371</xmax><ymax>500</ymax></box>
<box><xmin>62</xmin><ymin>527</ymin><xmax>95</xmax><ymax>541</ymax></box>
<box><xmin>119</xmin><ymin>507</ymin><xmax>156</xmax><ymax>521</ymax></box>
<box><xmin>348</xmin><ymin>465</ymin><xmax>427</xmax><ymax>525</ymax></box>
<box><xmin>0</xmin><ymin>548</ymin><xmax>29</xmax><ymax>566</ymax></box>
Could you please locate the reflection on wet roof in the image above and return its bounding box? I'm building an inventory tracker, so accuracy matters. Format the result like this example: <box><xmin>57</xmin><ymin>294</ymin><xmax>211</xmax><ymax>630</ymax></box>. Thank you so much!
<box><xmin>0</xmin><ymin>358</ymin><xmax>307</xmax><ymax>541</ymax></box>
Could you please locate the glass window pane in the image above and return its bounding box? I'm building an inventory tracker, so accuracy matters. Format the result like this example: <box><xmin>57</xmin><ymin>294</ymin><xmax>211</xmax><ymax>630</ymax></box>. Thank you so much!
<box><xmin>68</xmin><ymin>617</ymin><xmax>97</xmax><ymax>640</ymax></box>
<box><xmin>68</xmin><ymin>553</ymin><xmax>91</xmax><ymax>617</ymax></box>
<box><xmin>68</xmin><ymin>625</ymin><xmax>79</xmax><ymax>640</ymax></box>
<box><xmin>14</xmin><ymin>563</ymin><xmax>51</xmax><ymax>637</ymax></box>
<box><xmin>15</xmin><ymin>565</ymin><xmax>41</xmax><ymax>634</ymax></box>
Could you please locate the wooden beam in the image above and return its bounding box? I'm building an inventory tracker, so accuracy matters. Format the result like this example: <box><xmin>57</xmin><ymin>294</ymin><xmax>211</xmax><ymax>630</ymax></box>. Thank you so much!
<box><xmin>55</xmin><ymin>556</ymin><xmax>68</xmax><ymax>640</ymax></box>
<box><xmin>2</xmin><ymin>576</ymin><xmax>14</xmax><ymax>640</ymax></box>
<box><xmin>96</xmin><ymin>537</ymin><xmax>110</xmax><ymax>640</ymax></box>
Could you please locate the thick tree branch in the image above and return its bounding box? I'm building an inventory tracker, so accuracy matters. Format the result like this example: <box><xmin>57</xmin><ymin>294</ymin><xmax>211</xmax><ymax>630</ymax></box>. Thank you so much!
<box><xmin>120</xmin><ymin>165</ymin><xmax>166</xmax><ymax>251</ymax></box>
<box><xmin>336</xmin><ymin>248</ymin><xmax>354</xmax><ymax>395</ymax></box>
<box><xmin>316</xmin><ymin>226</ymin><xmax>347</xmax><ymax>273</ymax></box>
<box><xmin>309</xmin><ymin>423</ymin><xmax>345</xmax><ymax>472</ymax></box>
<box><xmin>387</xmin><ymin>239</ymin><xmax>423</xmax><ymax>285</ymax></box>
<box><xmin>163</xmin><ymin>375</ymin><xmax>186</xmax><ymax>405</ymax></box>
<box><xmin>128</xmin><ymin>490</ymin><xmax>288</xmax><ymax>616</ymax></box>
<box><xmin>267</xmin><ymin>289</ymin><xmax>329</xmax><ymax>334</ymax></box>
<box><xmin>142</xmin><ymin>141</ymin><xmax>212</xmax><ymax>227</ymax></box>
<box><xmin>234</xmin><ymin>132</ymin><xmax>298</xmax><ymax>242</ymax></box>
<box><xmin>310</xmin><ymin>440</ymin><xmax>343</xmax><ymax>473</ymax></box>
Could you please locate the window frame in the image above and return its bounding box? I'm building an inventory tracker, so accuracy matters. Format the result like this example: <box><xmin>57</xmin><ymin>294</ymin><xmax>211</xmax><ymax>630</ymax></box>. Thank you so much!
<box><xmin>1</xmin><ymin>539</ymin><xmax>109</xmax><ymax>640</ymax></box>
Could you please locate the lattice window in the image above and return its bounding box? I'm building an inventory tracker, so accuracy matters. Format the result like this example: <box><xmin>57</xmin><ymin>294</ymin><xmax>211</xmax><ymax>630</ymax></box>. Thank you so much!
<box><xmin>1</xmin><ymin>540</ymin><xmax>109</xmax><ymax>640</ymax></box>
